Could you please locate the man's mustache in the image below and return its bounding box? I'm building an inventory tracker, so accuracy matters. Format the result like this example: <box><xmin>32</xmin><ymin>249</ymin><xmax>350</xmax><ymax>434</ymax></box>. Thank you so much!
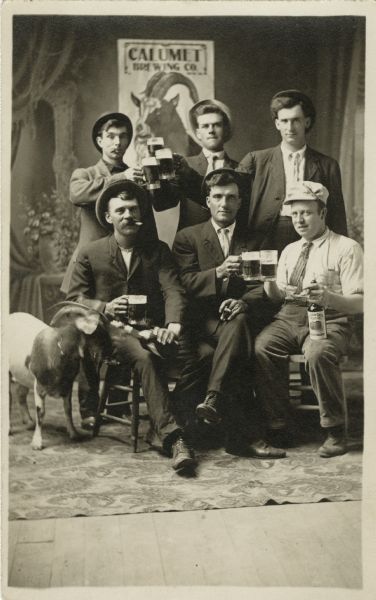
<box><xmin>122</xmin><ymin>219</ymin><xmax>143</xmax><ymax>226</ymax></box>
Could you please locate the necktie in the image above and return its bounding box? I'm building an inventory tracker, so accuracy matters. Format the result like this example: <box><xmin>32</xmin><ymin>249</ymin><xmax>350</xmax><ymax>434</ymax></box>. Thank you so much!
<box><xmin>293</xmin><ymin>153</ymin><xmax>301</xmax><ymax>181</ymax></box>
<box><xmin>289</xmin><ymin>242</ymin><xmax>313</xmax><ymax>293</ymax></box>
<box><xmin>206</xmin><ymin>154</ymin><xmax>217</xmax><ymax>175</ymax></box>
<box><xmin>218</xmin><ymin>228</ymin><xmax>230</xmax><ymax>257</ymax></box>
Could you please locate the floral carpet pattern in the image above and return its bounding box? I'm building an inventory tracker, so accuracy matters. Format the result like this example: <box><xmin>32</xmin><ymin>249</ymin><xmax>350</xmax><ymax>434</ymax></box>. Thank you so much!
<box><xmin>9</xmin><ymin>373</ymin><xmax>363</xmax><ymax>520</ymax></box>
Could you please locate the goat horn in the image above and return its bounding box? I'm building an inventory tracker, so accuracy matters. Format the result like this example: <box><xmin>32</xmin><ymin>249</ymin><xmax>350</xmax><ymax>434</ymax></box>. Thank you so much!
<box><xmin>149</xmin><ymin>73</ymin><xmax>199</xmax><ymax>102</ymax></box>
<box><xmin>142</xmin><ymin>72</ymin><xmax>166</xmax><ymax>96</ymax></box>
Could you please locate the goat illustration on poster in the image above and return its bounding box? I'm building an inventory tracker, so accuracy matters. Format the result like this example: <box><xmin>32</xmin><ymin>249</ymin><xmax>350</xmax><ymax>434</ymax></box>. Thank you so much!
<box><xmin>118</xmin><ymin>40</ymin><xmax>215</xmax><ymax>166</ymax></box>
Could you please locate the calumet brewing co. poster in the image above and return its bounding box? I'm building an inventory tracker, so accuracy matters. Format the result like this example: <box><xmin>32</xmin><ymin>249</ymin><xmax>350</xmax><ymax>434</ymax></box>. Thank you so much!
<box><xmin>118</xmin><ymin>39</ymin><xmax>215</xmax><ymax>167</ymax></box>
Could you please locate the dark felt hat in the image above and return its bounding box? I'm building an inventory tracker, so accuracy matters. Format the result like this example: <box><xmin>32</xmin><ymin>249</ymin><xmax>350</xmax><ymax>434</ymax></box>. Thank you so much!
<box><xmin>189</xmin><ymin>99</ymin><xmax>233</xmax><ymax>143</ymax></box>
<box><xmin>92</xmin><ymin>112</ymin><xmax>133</xmax><ymax>153</ymax></box>
<box><xmin>201</xmin><ymin>167</ymin><xmax>242</xmax><ymax>196</ymax></box>
<box><xmin>96</xmin><ymin>178</ymin><xmax>147</xmax><ymax>230</ymax></box>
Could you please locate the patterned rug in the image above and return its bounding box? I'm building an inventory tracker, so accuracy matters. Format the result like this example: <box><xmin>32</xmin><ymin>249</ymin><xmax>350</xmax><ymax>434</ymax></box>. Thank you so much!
<box><xmin>8</xmin><ymin>372</ymin><xmax>363</xmax><ymax>520</ymax></box>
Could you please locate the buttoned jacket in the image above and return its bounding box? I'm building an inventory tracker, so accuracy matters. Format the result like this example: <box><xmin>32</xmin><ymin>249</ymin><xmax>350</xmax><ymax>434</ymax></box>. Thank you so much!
<box><xmin>66</xmin><ymin>234</ymin><xmax>186</xmax><ymax>327</ymax></box>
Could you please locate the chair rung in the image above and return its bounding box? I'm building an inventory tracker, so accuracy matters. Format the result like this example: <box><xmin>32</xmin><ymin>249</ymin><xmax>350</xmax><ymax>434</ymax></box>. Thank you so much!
<box><xmin>289</xmin><ymin>354</ymin><xmax>305</xmax><ymax>363</ymax></box>
<box><xmin>295</xmin><ymin>405</ymin><xmax>320</xmax><ymax>411</ymax></box>
<box><xmin>101</xmin><ymin>413</ymin><xmax>132</xmax><ymax>425</ymax></box>
<box><xmin>110</xmin><ymin>384</ymin><xmax>133</xmax><ymax>392</ymax></box>
<box><xmin>290</xmin><ymin>384</ymin><xmax>313</xmax><ymax>391</ymax></box>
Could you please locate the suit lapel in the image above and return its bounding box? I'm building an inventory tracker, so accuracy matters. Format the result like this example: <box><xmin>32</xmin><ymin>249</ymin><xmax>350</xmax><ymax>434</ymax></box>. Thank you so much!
<box><xmin>230</xmin><ymin>225</ymin><xmax>247</xmax><ymax>255</ymax></box>
<box><xmin>108</xmin><ymin>235</ymin><xmax>128</xmax><ymax>278</ymax></box>
<box><xmin>127</xmin><ymin>248</ymin><xmax>142</xmax><ymax>281</ymax></box>
<box><xmin>202</xmin><ymin>220</ymin><xmax>225</xmax><ymax>263</ymax></box>
<box><xmin>249</xmin><ymin>146</ymin><xmax>285</xmax><ymax>223</ymax></box>
<box><xmin>304</xmin><ymin>146</ymin><xmax>320</xmax><ymax>180</ymax></box>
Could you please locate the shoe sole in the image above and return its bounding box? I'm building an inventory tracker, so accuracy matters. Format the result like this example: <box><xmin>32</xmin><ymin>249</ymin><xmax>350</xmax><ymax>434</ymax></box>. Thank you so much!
<box><xmin>172</xmin><ymin>457</ymin><xmax>196</xmax><ymax>471</ymax></box>
<box><xmin>319</xmin><ymin>448</ymin><xmax>347</xmax><ymax>458</ymax></box>
<box><xmin>196</xmin><ymin>405</ymin><xmax>221</xmax><ymax>424</ymax></box>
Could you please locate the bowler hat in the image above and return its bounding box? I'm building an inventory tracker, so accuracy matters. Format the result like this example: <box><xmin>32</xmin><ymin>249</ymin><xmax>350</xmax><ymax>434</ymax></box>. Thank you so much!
<box><xmin>201</xmin><ymin>167</ymin><xmax>242</xmax><ymax>196</ymax></box>
<box><xmin>189</xmin><ymin>99</ymin><xmax>233</xmax><ymax>143</ymax></box>
<box><xmin>92</xmin><ymin>112</ymin><xmax>133</xmax><ymax>153</ymax></box>
<box><xmin>284</xmin><ymin>181</ymin><xmax>329</xmax><ymax>206</ymax></box>
<box><xmin>96</xmin><ymin>177</ymin><xmax>147</xmax><ymax>230</ymax></box>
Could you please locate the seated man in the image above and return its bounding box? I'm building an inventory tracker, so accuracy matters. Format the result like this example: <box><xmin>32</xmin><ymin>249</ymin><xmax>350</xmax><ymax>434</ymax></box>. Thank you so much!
<box><xmin>255</xmin><ymin>181</ymin><xmax>363</xmax><ymax>457</ymax></box>
<box><xmin>66</xmin><ymin>178</ymin><xmax>196</xmax><ymax>473</ymax></box>
<box><xmin>173</xmin><ymin>168</ymin><xmax>285</xmax><ymax>458</ymax></box>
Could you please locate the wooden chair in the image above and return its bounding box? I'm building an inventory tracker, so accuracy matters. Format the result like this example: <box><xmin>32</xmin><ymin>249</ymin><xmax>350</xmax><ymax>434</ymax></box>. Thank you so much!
<box><xmin>93</xmin><ymin>358</ymin><xmax>179</xmax><ymax>452</ymax></box>
<box><xmin>289</xmin><ymin>354</ymin><xmax>348</xmax><ymax>411</ymax></box>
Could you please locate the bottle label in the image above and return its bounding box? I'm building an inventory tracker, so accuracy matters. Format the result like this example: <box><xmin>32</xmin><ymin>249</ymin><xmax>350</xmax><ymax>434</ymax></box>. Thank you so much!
<box><xmin>308</xmin><ymin>311</ymin><xmax>327</xmax><ymax>340</ymax></box>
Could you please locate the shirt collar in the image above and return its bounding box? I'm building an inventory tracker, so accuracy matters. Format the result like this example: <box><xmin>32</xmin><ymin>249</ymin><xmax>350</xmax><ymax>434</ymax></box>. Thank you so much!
<box><xmin>280</xmin><ymin>143</ymin><xmax>307</xmax><ymax>159</ymax></box>
<box><xmin>203</xmin><ymin>148</ymin><xmax>225</xmax><ymax>160</ymax></box>
<box><xmin>211</xmin><ymin>219</ymin><xmax>236</xmax><ymax>236</ymax></box>
<box><xmin>297</xmin><ymin>226</ymin><xmax>330</xmax><ymax>249</ymax></box>
<box><xmin>101</xmin><ymin>158</ymin><xmax>127</xmax><ymax>174</ymax></box>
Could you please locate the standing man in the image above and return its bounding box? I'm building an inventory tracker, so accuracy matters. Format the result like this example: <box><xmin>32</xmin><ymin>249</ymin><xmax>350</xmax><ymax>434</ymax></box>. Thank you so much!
<box><xmin>255</xmin><ymin>182</ymin><xmax>363</xmax><ymax>456</ymax></box>
<box><xmin>66</xmin><ymin>179</ymin><xmax>196</xmax><ymax>473</ymax></box>
<box><xmin>62</xmin><ymin>111</ymin><xmax>155</xmax><ymax>294</ymax></box>
<box><xmin>175</xmin><ymin>99</ymin><xmax>238</xmax><ymax>229</ymax></box>
<box><xmin>173</xmin><ymin>168</ymin><xmax>284</xmax><ymax>458</ymax></box>
<box><xmin>237</xmin><ymin>90</ymin><xmax>348</xmax><ymax>254</ymax></box>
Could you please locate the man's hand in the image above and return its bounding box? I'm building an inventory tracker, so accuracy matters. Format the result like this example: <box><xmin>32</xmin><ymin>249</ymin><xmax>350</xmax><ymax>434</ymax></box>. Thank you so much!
<box><xmin>304</xmin><ymin>282</ymin><xmax>330</xmax><ymax>308</ymax></box>
<box><xmin>152</xmin><ymin>323</ymin><xmax>181</xmax><ymax>345</ymax></box>
<box><xmin>216</xmin><ymin>255</ymin><xmax>242</xmax><ymax>280</ymax></box>
<box><xmin>104</xmin><ymin>296</ymin><xmax>129</xmax><ymax>320</ymax></box>
<box><xmin>124</xmin><ymin>167</ymin><xmax>144</xmax><ymax>184</ymax></box>
<box><xmin>219</xmin><ymin>298</ymin><xmax>248</xmax><ymax>321</ymax></box>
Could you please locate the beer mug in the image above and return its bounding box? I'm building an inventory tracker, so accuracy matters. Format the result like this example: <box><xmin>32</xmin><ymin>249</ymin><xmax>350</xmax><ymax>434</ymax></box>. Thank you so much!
<box><xmin>241</xmin><ymin>251</ymin><xmax>260</xmax><ymax>281</ymax></box>
<box><xmin>260</xmin><ymin>250</ymin><xmax>278</xmax><ymax>281</ymax></box>
<box><xmin>155</xmin><ymin>148</ymin><xmax>175</xmax><ymax>180</ymax></box>
<box><xmin>142</xmin><ymin>157</ymin><xmax>161</xmax><ymax>190</ymax></box>
<box><xmin>147</xmin><ymin>137</ymin><xmax>164</xmax><ymax>157</ymax></box>
<box><xmin>125</xmin><ymin>295</ymin><xmax>148</xmax><ymax>326</ymax></box>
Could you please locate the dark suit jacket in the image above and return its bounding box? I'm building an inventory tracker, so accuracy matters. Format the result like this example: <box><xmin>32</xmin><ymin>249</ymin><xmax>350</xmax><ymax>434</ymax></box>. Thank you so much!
<box><xmin>237</xmin><ymin>145</ymin><xmax>348</xmax><ymax>250</ymax></box>
<box><xmin>172</xmin><ymin>219</ymin><xmax>274</xmax><ymax>326</ymax></box>
<box><xmin>62</xmin><ymin>160</ymin><xmax>159</xmax><ymax>293</ymax></box>
<box><xmin>171</xmin><ymin>150</ymin><xmax>238</xmax><ymax>230</ymax></box>
<box><xmin>66</xmin><ymin>234</ymin><xmax>186</xmax><ymax>327</ymax></box>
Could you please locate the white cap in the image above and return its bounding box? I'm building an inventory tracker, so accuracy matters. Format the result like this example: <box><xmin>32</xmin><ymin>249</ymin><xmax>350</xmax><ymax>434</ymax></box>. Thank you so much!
<box><xmin>284</xmin><ymin>181</ymin><xmax>329</xmax><ymax>205</ymax></box>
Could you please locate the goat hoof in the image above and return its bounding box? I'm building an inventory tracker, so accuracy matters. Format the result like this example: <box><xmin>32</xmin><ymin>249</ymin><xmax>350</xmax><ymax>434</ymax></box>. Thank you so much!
<box><xmin>31</xmin><ymin>441</ymin><xmax>43</xmax><ymax>451</ymax></box>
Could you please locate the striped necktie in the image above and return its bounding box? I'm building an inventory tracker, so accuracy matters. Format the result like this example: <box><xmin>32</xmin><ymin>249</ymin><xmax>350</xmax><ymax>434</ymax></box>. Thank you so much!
<box><xmin>218</xmin><ymin>228</ymin><xmax>230</xmax><ymax>258</ymax></box>
<box><xmin>289</xmin><ymin>242</ymin><xmax>313</xmax><ymax>293</ymax></box>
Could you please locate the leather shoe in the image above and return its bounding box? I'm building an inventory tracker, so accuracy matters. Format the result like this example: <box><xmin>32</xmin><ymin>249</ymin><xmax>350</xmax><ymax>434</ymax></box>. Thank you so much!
<box><xmin>196</xmin><ymin>391</ymin><xmax>222</xmax><ymax>424</ymax></box>
<box><xmin>171</xmin><ymin>437</ymin><xmax>196</xmax><ymax>471</ymax></box>
<box><xmin>226</xmin><ymin>439</ymin><xmax>286</xmax><ymax>459</ymax></box>
<box><xmin>319</xmin><ymin>427</ymin><xmax>347</xmax><ymax>458</ymax></box>
<box><xmin>81</xmin><ymin>416</ymin><xmax>96</xmax><ymax>431</ymax></box>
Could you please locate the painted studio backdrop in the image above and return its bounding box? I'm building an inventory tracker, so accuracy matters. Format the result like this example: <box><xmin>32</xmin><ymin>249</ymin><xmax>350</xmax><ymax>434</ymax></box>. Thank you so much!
<box><xmin>10</xmin><ymin>15</ymin><xmax>365</xmax><ymax>321</ymax></box>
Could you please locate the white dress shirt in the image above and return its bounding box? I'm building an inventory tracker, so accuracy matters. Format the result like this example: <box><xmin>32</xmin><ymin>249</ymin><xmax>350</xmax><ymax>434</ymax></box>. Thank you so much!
<box><xmin>119</xmin><ymin>247</ymin><xmax>133</xmax><ymax>272</ymax></box>
<box><xmin>280</xmin><ymin>143</ymin><xmax>307</xmax><ymax>216</ymax></box>
<box><xmin>277</xmin><ymin>228</ymin><xmax>364</xmax><ymax>299</ymax></box>
<box><xmin>211</xmin><ymin>219</ymin><xmax>236</xmax><ymax>256</ymax></box>
<box><xmin>203</xmin><ymin>148</ymin><xmax>226</xmax><ymax>173</ymax></box>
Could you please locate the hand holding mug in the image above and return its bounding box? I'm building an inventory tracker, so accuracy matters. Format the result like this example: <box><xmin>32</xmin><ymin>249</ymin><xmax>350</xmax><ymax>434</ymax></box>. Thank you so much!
<box><xmin>216</xmin><ymin>255</ymin><xmax>241</xmax><ymax>280</ymax></box>
<box><xmin>104</xmin><ymin>295</ymin><xmax>129</xmax><ymax>320</ymax></box>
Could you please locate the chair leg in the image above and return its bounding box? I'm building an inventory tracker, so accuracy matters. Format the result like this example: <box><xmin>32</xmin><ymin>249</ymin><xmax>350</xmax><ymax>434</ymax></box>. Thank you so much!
<box><xmin>93</xmin><ymin>363</ymin><xmax>109</xmax><ymax>438</ymax></box>
<box><xmin>131</xmin><ymin>371</ymin><xmax>141</xmax><ymax>453</ymax></box>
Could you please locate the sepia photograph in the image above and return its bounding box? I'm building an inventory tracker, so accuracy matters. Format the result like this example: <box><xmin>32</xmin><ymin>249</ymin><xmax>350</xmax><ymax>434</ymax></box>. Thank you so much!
<box><xmin>1</xmin><ymin>1</ymin><xmax>375</xmax><ymax>599</ymax></box>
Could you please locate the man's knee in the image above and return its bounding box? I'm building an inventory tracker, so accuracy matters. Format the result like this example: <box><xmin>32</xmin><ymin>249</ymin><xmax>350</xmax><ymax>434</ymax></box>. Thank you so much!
<box><xmin>304</xmin><ymin>340</ymin><xmax>339</xmax><ymax>369</ymax></box>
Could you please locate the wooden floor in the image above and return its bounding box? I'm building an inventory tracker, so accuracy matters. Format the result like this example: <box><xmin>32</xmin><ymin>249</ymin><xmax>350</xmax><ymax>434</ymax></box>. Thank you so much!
<box><xmin>7</xmin><ymin>500</ymin><xmax>362</xmax><ymax>589</ymax></box>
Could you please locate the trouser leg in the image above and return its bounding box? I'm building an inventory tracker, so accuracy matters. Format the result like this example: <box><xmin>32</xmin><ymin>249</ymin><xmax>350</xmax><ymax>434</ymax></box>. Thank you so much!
<box><xmin>254</xmin><ymin>316</ymin><xmax>300</xmax><ymax>426</ymax></box>
<box><xmin>78</xmin><ymin>356</ymin><xmax>100</xmax><ymax>419</ymax></box>
<box><xmin>206</xmin><ymin>313</ymin><xmax>254</xmax><ymax>396</ymax></box>
<box><xmin>302</xmin><ymin>323</ymin><xmax>351</xmax><ymax>428</ymax></box>
<box><xmin>114</xmin><ymin>334</ymin><xmax>181</xmax><ymax>452</ymax></box>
